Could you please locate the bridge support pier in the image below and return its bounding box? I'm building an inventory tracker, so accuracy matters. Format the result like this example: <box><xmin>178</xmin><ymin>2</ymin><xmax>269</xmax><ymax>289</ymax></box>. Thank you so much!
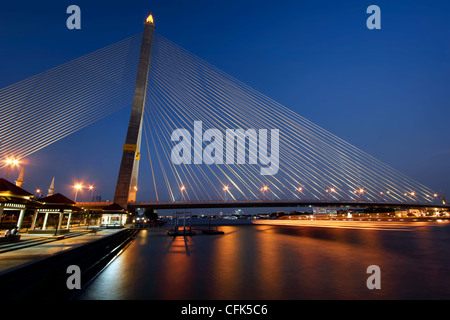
<box><xmin>114</xmin><ymin>16</ymin><xmax>155</xmax><ymax>208</ymax></box>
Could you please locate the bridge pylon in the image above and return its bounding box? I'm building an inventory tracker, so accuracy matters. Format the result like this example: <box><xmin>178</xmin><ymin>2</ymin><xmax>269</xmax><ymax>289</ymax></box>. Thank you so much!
<box><xmin>114</xmin><ymin>15</ymin><xmax>155</xmax><ymax>208</ymax></box>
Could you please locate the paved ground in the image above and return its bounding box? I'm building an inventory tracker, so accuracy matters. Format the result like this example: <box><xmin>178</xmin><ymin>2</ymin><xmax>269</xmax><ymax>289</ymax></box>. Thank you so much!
<box><xmin>0</xmin><ymin>227</ymin><xmax>122</xmax><ymax>274</ymax></box>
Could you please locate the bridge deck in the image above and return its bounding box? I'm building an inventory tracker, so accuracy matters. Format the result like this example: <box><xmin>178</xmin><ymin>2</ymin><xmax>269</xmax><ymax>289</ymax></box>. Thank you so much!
<box><xmin>76</xmin><ymin>200</ymin><xmax>449</xmax><ymax>211</ymax></box>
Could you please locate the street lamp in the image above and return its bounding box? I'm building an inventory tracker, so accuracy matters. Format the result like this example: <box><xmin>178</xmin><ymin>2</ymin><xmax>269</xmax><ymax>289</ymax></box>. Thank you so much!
<box><xmin>89</xmin><ymin>185</ymin><xmax>94</xmax><ymax>202</ymax></box>
<box><xmin>329</xmin><ymin>187</ymin><xmax>339</xmax><ymax>201</ymax></box>
<box><xmin>357</xmin><ymin>188</ymin><xmax>364</xmax><ymax>201</ymax></box>
<box><xmin>5</xmin><ymin>158</ymin><xmax>19</xmax><ymax>180</ymax></box>
<box><xmin>180</xmin><ymin>185</ymin><xmax>186</xmax><ymax>201</ymax></box>
<box><xmin>223</xmin><ymin>185</ymin><xmax>229</xmax><ymax>201</ymax></box>
<box><xmin>297</xmin><ymin>186</ymin><xmax>303</xmax><ymax>199</ymax></box>
<box><xmin>260</xmin><ymin>185</ymin><xmax>269</xmax><ymax>199</ymax></box>
<box><xmin>74</xmin><ymin>184</ymin><xmax>83</xmax><ymax>202</ymax></box>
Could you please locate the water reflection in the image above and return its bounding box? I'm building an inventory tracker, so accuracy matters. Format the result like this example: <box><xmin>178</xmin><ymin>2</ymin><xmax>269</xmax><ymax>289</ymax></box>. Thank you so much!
<box><xmin>77</xmin><ymin>224</ymin><xmax>450</xmax><ymax>300</ymax></box>
<box><xmin>158</xmin><ymin>235</ymin><xmax>195</xmax><ymax>299</ymax></box>
<box><xmin>210</xmin><ymin>226</ymin><xmax>242</xmax><ymax>299</ymax></box>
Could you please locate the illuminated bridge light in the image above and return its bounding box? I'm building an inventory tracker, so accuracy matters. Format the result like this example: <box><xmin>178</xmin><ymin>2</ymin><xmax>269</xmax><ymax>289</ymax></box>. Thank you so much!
<box><xmin>146</xmin><ymin>14</ymin><xmax>154</xmax><ymax>24</ymax></box>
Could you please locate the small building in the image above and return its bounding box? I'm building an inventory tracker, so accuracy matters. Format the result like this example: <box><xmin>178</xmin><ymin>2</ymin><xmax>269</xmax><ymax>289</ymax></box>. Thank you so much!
<box><xmin>0</xmin><ymin>178</ymin><xmax>38</xmax><ymax>231</ymax></box>
<box><xmin>30</xmin><ymin>193</ymin><xmax>82</xmax><ymax>234</ymax></box>
<box><xmin>101</xmin><ymin>203</ymin><xmax>128</xmax><ymax>228</ymax></box>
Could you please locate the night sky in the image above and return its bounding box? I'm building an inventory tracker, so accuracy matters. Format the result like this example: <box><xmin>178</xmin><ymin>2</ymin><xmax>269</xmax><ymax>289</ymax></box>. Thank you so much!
<box><xmin>1</xmin><ymin>0</ymin><xmax>449</xmax><ymax>204</ymax></box>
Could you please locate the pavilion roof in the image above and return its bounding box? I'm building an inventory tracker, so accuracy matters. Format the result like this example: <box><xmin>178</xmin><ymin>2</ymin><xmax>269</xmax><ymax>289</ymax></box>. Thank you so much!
<box><xmin>102</xmin><ymin>202</ymin><xmax>127</xmax><ymax>212</ymax></box>
<box><xmin>0</xmin><ymin>178</ymin><xmax>33</xmax><ymax>198</ymax></box>
<box><xmin>39</xmin><ymin>193</ymin><xmax>76</xmax><ymax>205</ymax></box>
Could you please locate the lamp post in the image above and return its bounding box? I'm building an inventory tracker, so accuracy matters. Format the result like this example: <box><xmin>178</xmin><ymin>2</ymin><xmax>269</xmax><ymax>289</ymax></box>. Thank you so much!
<box><xmin>359</xmin><ymin>188</ymin><xmax>364</xmax><ymax>201</ymax></box>
<box><xmin>297</xmin><ymin>186</ymin><xmax>302</xmax><ymax>200</ymax></box>
<box><xmin>5</xmin><ymin>158</ymin><xmax>19</xmax><ymax>180</ymax></box>
<box><xmin>260</xmin><ymin>185</ymin><xmax>269</xmax><ymax>200</ymax></box>
<box><xmin>180</xmin><ymin>185</ymin><xmax>186</xmax><ymax>201</ymax></box>
<box><xmin>223</xmin><ymin>185</ymin><xmax>229</xmax><ymax>201</ymax></box>
<box><xmin>410</xmin><ymin>191</ymin><xmax>416</xmax><ymax>203</ymax></box>
<box><xmin>89</xmin><ymin>185</ymin><xmax>94</xmax><ymax>202</ymax></box>
<box><xmin>330</xmin><ymin>187</ymin><xmax>336</xmax><ymax>201</ymax></box>
<box><xmin>74</xmin><ymin>184</ymin><xmax>82</xmax><ymax>202</ymax></box>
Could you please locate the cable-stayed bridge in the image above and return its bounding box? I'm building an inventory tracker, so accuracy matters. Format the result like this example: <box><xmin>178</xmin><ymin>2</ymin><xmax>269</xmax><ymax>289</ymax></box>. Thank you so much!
<box><xmin>0</xmin><ymin>17</ymin><xmax>447</xmax><ymax>212</ymax></box>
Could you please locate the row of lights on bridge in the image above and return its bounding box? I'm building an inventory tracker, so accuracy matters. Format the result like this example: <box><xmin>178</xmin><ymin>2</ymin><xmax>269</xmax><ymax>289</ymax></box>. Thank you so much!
<box><xmin>2</xmin><ymin>158</ymin><xmax>443</xmax><ymax>203</ymax></box>
<box><xmin>178</xmin><ymin>183</ymin><xmax>440</xmax><ymax>200</ymax></box>
<box><xmin>321</xmin><ymin>187</ymin><xmax>439</xmax><ymax>199</ymax></box>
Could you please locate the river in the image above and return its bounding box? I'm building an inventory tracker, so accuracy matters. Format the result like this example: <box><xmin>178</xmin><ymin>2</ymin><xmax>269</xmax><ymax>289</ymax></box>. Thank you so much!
<box><xmin>77</xmin><ymin>222</ymin><xmax>450</xmax><ymax>300</ymax></box>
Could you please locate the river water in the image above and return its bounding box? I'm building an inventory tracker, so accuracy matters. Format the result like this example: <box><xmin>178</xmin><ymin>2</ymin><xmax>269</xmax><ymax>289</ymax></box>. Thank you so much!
<box><xmin>77</xmin><ymin>222</ymin><xmax>450</xmax><ymax>300</ymax></box>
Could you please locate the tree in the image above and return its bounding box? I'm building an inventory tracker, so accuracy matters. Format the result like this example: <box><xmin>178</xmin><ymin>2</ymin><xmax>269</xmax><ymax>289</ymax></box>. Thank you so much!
<box><xmin>144</xmin><ymin>209</ymin><xmax>158</xmax><ymax>221</ymax></box>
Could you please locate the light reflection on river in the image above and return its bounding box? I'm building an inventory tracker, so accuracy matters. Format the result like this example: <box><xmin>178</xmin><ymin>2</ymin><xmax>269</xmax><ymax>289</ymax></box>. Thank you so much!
<box><xmin>77</xmin><ymin>224</ymin><xmax>450</xmax><ymax>300</ymax></box>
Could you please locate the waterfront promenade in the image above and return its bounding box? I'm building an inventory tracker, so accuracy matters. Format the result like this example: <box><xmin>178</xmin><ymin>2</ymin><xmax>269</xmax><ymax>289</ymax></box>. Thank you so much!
<box><xmin>0</xmin><ymin>227</ymin><xmax>122</xmax><ymax>274</ymax></box>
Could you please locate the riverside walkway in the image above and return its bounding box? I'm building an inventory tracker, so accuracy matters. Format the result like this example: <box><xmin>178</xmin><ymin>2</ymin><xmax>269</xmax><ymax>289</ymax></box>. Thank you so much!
<box><xmin>0</xmin><ymin>226</ymin><xmax>122</xmax><ymax>275</ymax></box>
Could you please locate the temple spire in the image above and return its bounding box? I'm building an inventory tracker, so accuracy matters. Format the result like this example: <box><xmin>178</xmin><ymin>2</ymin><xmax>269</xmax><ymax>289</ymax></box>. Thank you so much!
<box><xmin>47</xmin><ymin>177</ymin><xmax>55</xmax><ymax>196</ymax></box>
<box><xmin>15</xmin><ymin>167</ymin><xmax>24</xmax><ymax>188</ymax></box>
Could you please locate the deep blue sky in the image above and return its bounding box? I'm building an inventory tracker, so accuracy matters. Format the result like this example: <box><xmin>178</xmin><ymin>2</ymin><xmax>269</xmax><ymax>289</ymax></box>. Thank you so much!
<box><xmin>1</xmin><ymin>0</ymin><xmax>449</xmax><ymax>204</ymax></box>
